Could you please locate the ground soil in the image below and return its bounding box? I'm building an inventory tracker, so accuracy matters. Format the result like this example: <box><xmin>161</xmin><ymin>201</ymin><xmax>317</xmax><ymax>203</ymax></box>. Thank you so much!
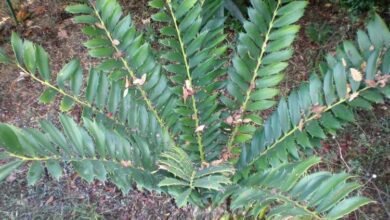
<box><xmin>0</xmin><ymin>0</ymin><xmax>389</xmax><ymax>219</ymax></box>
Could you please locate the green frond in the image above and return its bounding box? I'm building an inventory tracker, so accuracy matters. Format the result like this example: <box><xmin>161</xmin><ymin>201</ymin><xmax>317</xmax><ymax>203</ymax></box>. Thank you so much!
<box><xmin>200</xmin><ymin>0</ymin><xmax>224</xmax><ymax>24</ymax></box>
<box><xmin>9</xmin><ymin>33</ymin><xmax>171</xmax><ymax>154</ymax></box>
<box><xmin>65</xmin><ymin>0</ymin><xmax>179</xmax><ymax>148</ymax></box>
<box><xmin>151</xmin><ymin>0</ymin><xmax>227</xmax><ymax>162</ymax></box>
<box><xmin>220</xmin><ymin>158</ymin><xmax>372</xmax><ymax>219</ymax></box>
<box><xmin>225</xmin><ymin>0</ymin><xmax>307</xmax><ymax>148</ymax></box>
<box><xmin>0</xmin><ymin>0</ymin><xmax>387</xmax><ymax>217</ymax></box>
<box><xmin>237</xmin><ymin>13</ymin><xmax>390</xmax><ymax>170</ymax></box>
<box><xmin>0</xmin><ymin>116</ymin><xmax>157</xmax><ymax>193</ymax></box>
<box><xmin>158</xmin><ymin>147</ymin><xmax>234</xmax><ymax>207</ymax></box>
<box><xmin>0</xmin><ymin>160</ymin><xmax>24</xmax><ymax>182</ymax></box>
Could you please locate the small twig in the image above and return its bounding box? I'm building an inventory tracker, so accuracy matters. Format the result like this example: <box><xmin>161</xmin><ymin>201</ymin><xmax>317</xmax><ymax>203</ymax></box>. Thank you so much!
<box><xmin>358</xmin><ymin>209</ymin><xmax>372</xmax><ymax>220</ymax></box>
<box><xmin>371</xmin><ymin>181</ymin><xmax>390</xmax><ymax>219</ymax></box>
<box><xmin>354</xmin><ymin>210</ymin><xmax>359</xmax><ymax>220</ymax></box>
<box><xmin>365</xmin><ymin>187</ymin><xmax>390</xmax><ymax>199</ymax></box>
<box><xmin>359</xmin><ymin>176</ymin><xmax>390</xmax><ymax>219</ymax></box>
<box><xmin>335</xmin><ymin>139</ymin><xmax>351</xmax><ymax>172</ymax></box>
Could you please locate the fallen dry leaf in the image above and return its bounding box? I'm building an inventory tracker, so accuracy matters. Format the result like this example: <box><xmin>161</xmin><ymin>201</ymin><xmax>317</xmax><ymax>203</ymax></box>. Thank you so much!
<box><xmin>133</xmin><ymin>74</ymin><xmax>146</xmax><ymax>86</ymax></box>
<box><xmin>112</xmin><ymin>39</ymin><xmax>120</xmax><ymax>46</ymax></box>
<box><xmin>195</xmin><ymin>124</ymin><xmax>205</xmax><ymax>133</ymax></box>
<box><xmin>298</xmin><ymin>118</ymin><xmax>305</xmax><ymax>131</ymax></box>
<box><xmin>311</xmin><ymin>105</ymin><xmax>327</xmax><ymax>119</ymax></box>
<box><xmin>123</xmin><ymin>88</ymin><xmax>129</xmax><ymax>97</ymax></box>
<box><xmin>185</xmin><ymin>80</ymin><xmax>192</xmax><ymax>91</ymax></box>
<box><xmin>225</xmin><ymin>116</ymin><xmax>233</xmax><ymax>125</ymax></box>
<box><xmin>142</xmin><ymin>18</ymin><xmax>151</xmax><ymax>25</ymax></box>
<box><xmin>45</xmin><ymin>196</ymin><xmax>54</xmax><ymax>205</ymax></box>
<box><xmin>242</xmin><ymin>118</ymin><xmax>252</xmax><ymax>123</ymax></box>
<box><xmin>114</xmin><ymin>51</ymin><xmax>124</xmax><ymax>59</ymax></box>
<box><xmin>34</xmin><ymin>6</ymin><xmax>46</xmax><ymax>16</ymax></box>
<box><xmin>16</xmin><ymin>71</ymin><xmax>29</xmax><ymax>82</ymax></box>
<box><xmin>210</xmin><ymin>159</ymin><xmax>224</xmax><ymax>166</ymax></box>
<box><xmin>346</xmin><ymin>84</ymin><xmax>352</xmax><ymax>96</ymax></box>
<box><xmin>311</xmin><ymin>105</ymin><xmax>327</xmax><ymax>114</ymax></box>
<box><xmin>182</xmin><ymin>80</ymin><xmax>194</xmax><ymax>102</ymax></box>
<box><xmin>360</xmin><ymin>62</ymin><xmax>367</xmax><ymax>72</ymax></box>
<box><xmin>104</xmin><ymin>186</ymin><xmax>116</xmax><ymax>193</ymax></box>
<box><xmin>16</xmin><ymin>9</ymin><xmax>29</xmax><ymax>22</ymax></box>
<box><xmin>233</xmin><ymin>112</ymin><xmax>241</xmax><ymax>120</ymax></box>
<box><xmin>125</xmin><ymin>76</ymin><xmax>131</xmax><ymax>88</ymax></box>
<box><xmin>375</xmin><ymin>74</ymin><xmax>390</xmax><ymax>88</ymax></box>
<box><xmin>57</xmin><ymin>29</ymin><xmax>69</xmax><ymax>39</ymax></box>
<box><xmin>106</xmin><ymin>112</ymin><xmax>113</xmax><ymax>118</ymax></box>
<box><xmin>234</xmin><ymin>119</ymin><xmax>243</xmax><ymax>124</ymax></box>
<box><xmin>365</xmin><ymin>79</ymin><xmax>377</xmax><ymax>88</ymax></box>
<box><xmin>22</xmin><ymin>29</ymin><xmax>34</xmax><ymax>38</ymax></box>
<box><xmin>183</xmin><ymin>87</ymin><xmax>190</xmax><ymax>102</ymax></box>
<box><xmin>230</xmin><ymin>112</ymin><xmax>243</xmax><ymax>124</ymax></box>
<box><xmin>201</xmin><ymin>161</ymin><xmax>210</xmax><ymax>168</ymax></box>
<box><xmin>349</xmin><ymin>92</ymin><xmax>360</xmax><ymax>101</ymax></box>
<box><xmin>221</xmin><ymin>148</ymin><xmax>232</xmax><ymax>161</ymax></box>
<box><xmin>95</xmin><ymin>22</ymin><xmax>104</xmax><ymax>29</ymax></box>
<box><xmin>25</xmin><ymin>20</ymin><xmax>33</xmax><ymax>26</ymax></box>
<box><xmin>350</xmin><ymin>68</ymin><xmax>363</xmax><ymax>81</ymax></box>
<box><xmin>121</xmin><ymin>160</ymin><xmax>132</xmax><ymax>168</ymax></box>
<box><xmin>249</xmin><ymin>81</ymin><xmax>256</xmax><ymax>90</ymax></box>
<box><xmin>341</xmin><ymin>58</ymin><xmax>347</xmax><ymax>67</ymax></box>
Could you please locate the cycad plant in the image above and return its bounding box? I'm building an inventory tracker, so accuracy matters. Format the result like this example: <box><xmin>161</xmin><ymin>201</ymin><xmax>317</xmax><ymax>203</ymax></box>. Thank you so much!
<box><xmin>0</xmin><ymin>0</ymin><xmax>389</xmax><ymax>218</ymax></box>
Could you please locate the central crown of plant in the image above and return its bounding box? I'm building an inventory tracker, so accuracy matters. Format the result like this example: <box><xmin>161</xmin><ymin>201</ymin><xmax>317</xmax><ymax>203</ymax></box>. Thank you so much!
<box><xmin>0</xmin><ymin>0</ymin><xmax>389</xmax><ymax>219</ymax></box>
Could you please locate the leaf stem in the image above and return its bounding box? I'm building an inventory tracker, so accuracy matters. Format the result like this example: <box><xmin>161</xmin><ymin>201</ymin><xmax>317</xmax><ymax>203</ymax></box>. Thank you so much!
<box><xmin>227</xmin><ymin>0</ymin><xmax>282</xmax><ymax>150</ymax></box>
<box><xmin>7</xmin><ymin>152</ymin><xmax>143</xmax><ymax>170</ymax></box>
<box><xmin>8</xmin><ymin>152</ymin><xmax>53</xmax><ymax>161</ymax></box>
<box><xmin>16</xmin><ymin>65</ymin><xmax>132</xmax><ymax>134</ymax></box>
<box><xmin>90</xmin><ymin>4</ymin><xmax>177</xmax><ymax>148</ymax></box>
<box><xmin>165</xmin><ymin>1</ymin><xmax>206</xmax><ymax>162</ymax></box>
<box><xmin>275</xmin><ymin>192</ymin><xmax>322</xmax><ymax>219</ymax></box>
